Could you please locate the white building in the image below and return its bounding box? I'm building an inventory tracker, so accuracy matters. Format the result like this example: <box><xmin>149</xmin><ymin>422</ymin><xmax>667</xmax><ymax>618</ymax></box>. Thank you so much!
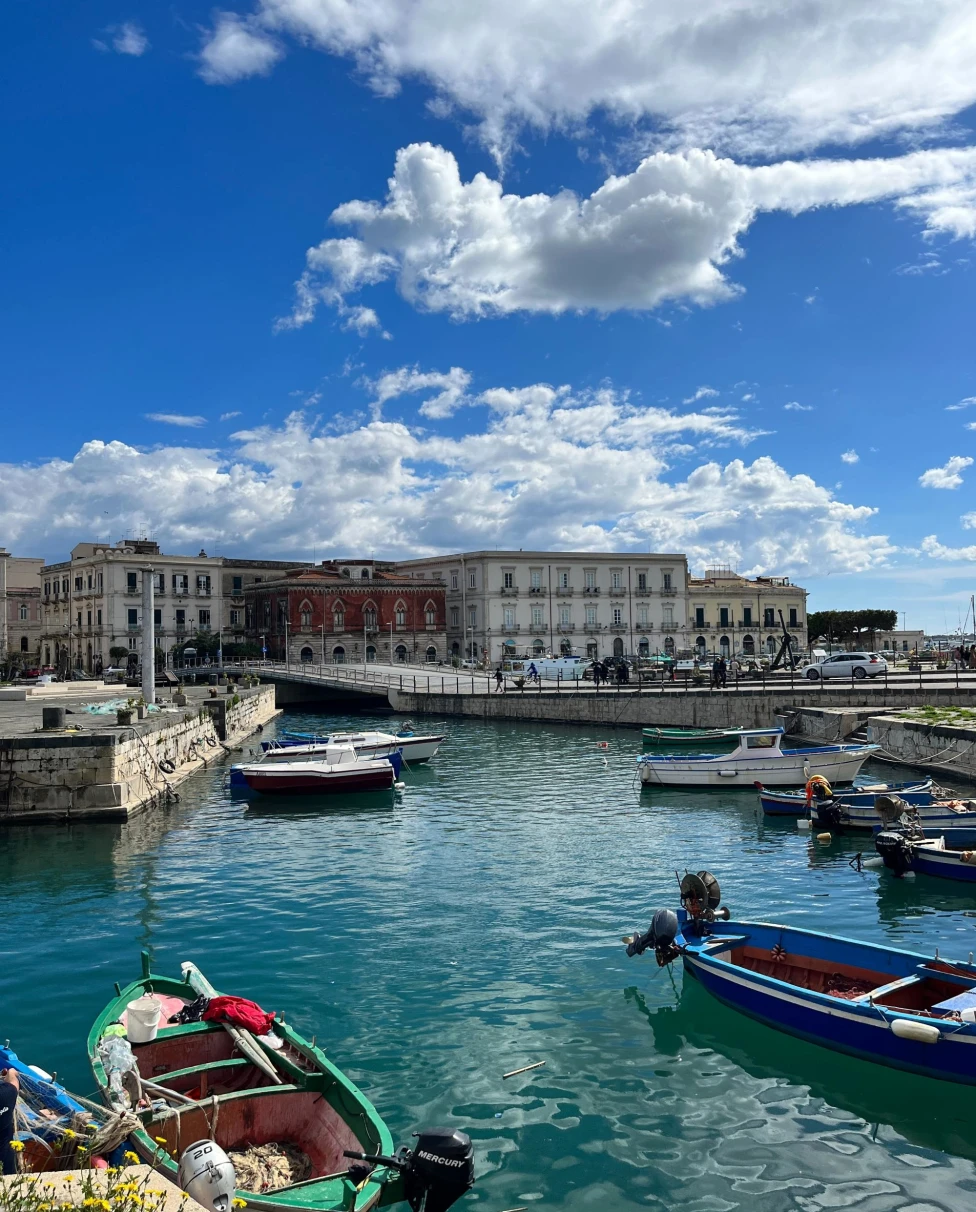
<box><xmin>394</xmin><ymin>550</ymin><xmax>688</xmax><ymax>664</ymax></box>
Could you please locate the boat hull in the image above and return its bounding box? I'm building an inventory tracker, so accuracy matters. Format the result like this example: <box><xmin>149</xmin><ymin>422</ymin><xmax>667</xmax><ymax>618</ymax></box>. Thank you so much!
<box><xmin>758</xmin><ymin>781</ymin><xmax>933</xmax><ymax>817</ymax></box>
<box><xmin>677</xmin><ymin>921</ymin><xmax>976</xmax><ymax>1084</ymax></box>
<box><xmin>640</xmin><ymin>747</ymin><xmax>874</xmax><ymax>787</ymax></box>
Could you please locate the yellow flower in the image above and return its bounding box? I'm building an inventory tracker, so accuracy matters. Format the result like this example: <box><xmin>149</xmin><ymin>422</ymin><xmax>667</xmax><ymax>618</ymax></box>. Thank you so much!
<box><xmin>10</xmin><ymin>1140</ymin><xmax>24</xmax><ymax>1153</ymax></box>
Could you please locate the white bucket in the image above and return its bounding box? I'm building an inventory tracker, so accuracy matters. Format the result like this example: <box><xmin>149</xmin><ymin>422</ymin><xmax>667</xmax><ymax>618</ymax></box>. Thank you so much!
<box><xmin>127</xmin><ymin>994</ymin><xmax>163</xmax><ymax>1043</ymax></box>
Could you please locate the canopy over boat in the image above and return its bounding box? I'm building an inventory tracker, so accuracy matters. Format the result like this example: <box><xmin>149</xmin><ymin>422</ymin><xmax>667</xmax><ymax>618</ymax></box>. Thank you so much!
<box><xmin>623</xmin><ymin>870</ymin><xmax>976</xmax><ymax>1084</ymax></box>
<box><xmin>87</xmin><ymin>954</ymin><xmax>474</xmax><ymax>1212</ymax></box>
<box><xmin>638</xmin><ymin>728</ymin><xmax>878</xmax><ymax>787</ymax></box>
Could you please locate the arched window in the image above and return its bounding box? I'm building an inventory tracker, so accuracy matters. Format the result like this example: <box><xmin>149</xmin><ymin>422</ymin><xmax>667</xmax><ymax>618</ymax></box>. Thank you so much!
<box><xmin>664</xmin><ymin>636</ymin><xmax>675</xmax><ymax>655</ymax></box>
<box><xmin>363</xmin><ymin>602</ymin><xmax>377</xmax><ymax>629</ymax></box>
<box><xmin>332</xmin><ymin>645</ymin><xmax>345</xmax><ymax>664</ymax></box>
<box><xmin>333</xmin><ymin>602</ymin><xmax>345</xmax><ymax>632</ymax></box>
<box><xmin>299</xmin><ymin>600</ymin><xmax>313</xmax><ymax>628</ymax></box>
<box><xmin>638</xmin><ymin>637</ymin><xmax>649</xmax><ymax>656</ymax></box>
<box><xmin>613</xmin><ymin>637</ymin><xmax>624</xmax><ymax>657</ymax></box>
<box><xmin>720</xmin><ymin>635</ymin><xmax>730</xmax><ymax>657</ymax></box>
<box><xmin>395</xmin><ymin>601</ymin><xmax>407</xmax><ymax>628</ymax></box>
<box><xmin>300</xmin><ymin>645</ymin><xmax>314</xmax><ymax>663</ymax></box>
<box><xmin>742</xmin><ymin>634</ymin><xmax>755</xmax><ymax>654</ymax></box>
<box><xmin>426</xmin><ymin>646</ymin><xmax>437</xmax><ymax>663</ymax></box>
<box><xmin>20</xmin><ymin>636</ymin><xmax>29</xmax><ymax>652</ymax></box>
<box><xmin>395</xmin><ymin>644</ymin><xmax>408</xmax><ymax>663</ymax></box>
<box><xmin>366</xmin><ymin>645</ymin><xmax>376</xmax><ymax>663</ymax></box>
<box><xmin>560</xmin><ymin>638</ymin><xmax>572</xmax><ymax>654</ymax></box>
<box><xmin>424</xmin><ymin>600</ymin><xmax>437</xmax><ymax>627</ymax></box>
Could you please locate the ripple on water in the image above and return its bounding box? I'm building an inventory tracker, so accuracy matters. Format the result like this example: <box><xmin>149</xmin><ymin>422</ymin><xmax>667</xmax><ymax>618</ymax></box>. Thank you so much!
<box><xmin>1</xmin><ymin>713</ymin><xmax>975</xmax><ymax>1211</ymax></box>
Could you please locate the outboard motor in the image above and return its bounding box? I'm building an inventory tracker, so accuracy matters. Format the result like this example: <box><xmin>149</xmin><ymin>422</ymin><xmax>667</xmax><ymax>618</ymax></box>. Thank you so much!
<box><xmin>178</xmin><ymin>1141</ymin><xmax>237</xmax><ymax>1212</ymax></box>
<box><xmin>626</xmin><ymin>908</ymin><xmax>679</xmax><ymax>965</ymax></box>
<box><xmin>345</xmin><ymin>1127</ymin><xmax>474</xmax><ymax>1212</ymax></box>
<box><xmin>875</xmin><ymin>830</ymin><xmax>915</xmax><ymax>877</ymax></box>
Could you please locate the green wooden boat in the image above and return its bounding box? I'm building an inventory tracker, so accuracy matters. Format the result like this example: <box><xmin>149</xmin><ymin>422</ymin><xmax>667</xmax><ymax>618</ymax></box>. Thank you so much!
<box><xmin>87</xmin><ymin>953</ymin><xmax>473</xmax><ymax>1212</ymax></box>
<box><xmin>641</xmin><ymin>726</ymin><xmax>746</xmax><ymax>748</ymax></box>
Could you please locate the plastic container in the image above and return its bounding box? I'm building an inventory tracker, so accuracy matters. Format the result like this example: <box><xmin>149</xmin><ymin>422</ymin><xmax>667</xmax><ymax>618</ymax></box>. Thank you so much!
<box><xmin>126</xmin><ymin>994</ymin><xmax>163</xmax><ymax>1043</ymax></box>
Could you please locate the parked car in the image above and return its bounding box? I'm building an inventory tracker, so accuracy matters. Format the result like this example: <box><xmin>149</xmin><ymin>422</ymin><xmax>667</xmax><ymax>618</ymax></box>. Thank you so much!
<box><xmin>801</xmin><ymin>652</ymin><xmax>888</xmax><ymax>680</ymax></box>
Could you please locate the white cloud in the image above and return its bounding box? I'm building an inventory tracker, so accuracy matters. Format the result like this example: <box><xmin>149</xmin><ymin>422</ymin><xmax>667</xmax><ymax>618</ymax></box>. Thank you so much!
<box><xmin>0</xmin><ymin>374</ymin><xmax>891</xmax><ymax>576</ymax></box>
<box><xmin>784</xmin><ymin>401</ymin><xmax>813</xmax><ymax>412</ymax></box>
<box><xmin>199</xmin><ymin>1</ymin><xmax>976</xmax><ymax>161</ymax></box>
<box><xmin>919</xmin><ymin>455</ymin><xmax>973</xmax><ymax>488</ymax></box>
<box><xmin>220</xmin><ymin>411</ymin><xmax>242</xmax><ymax>421</ymax></box>
<box><xmin>370</xmin><ymin>366</ymin><xmax>472</xmax><ymax>419</ymax></box>
<box><xmin>145</xmin><ymin>413</ymin><xmax>207</xmax><ymax>428</ymax></box>
<box><xmin>198</xmin><ymin>13</ymin><xmax>283</xmax><ymax>84</ymax></box>
<box><xmin>841</xmin><ymin>450</ymin><xmax>859</xmax><ymax>464</ymax></box>
<box><xmin>283</xmin><ymin>142</ymin><xmax>976</xmax><ymax>327</ymax></box>
<box><xmin>922</xmin><ymin>534</ymin><xmax>976</xmax><ymax>561</ymax></box>
<box><xmin>682</xmin><ymin>386</ymin><xmax>719</xmax><ymax>404</ymax></box>
<box><xmin>94</xmin><ymin>22</ymin><xmax>149</xmax><ymax>56</ymax></box>
<box><xmin>946</xmin><ymin>395</ymin><xmax>976</xmax><ymax>410</ymax></box>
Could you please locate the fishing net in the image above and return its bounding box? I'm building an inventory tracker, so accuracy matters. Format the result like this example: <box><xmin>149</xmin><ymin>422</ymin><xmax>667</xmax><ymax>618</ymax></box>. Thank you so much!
<box><xmin>227</xmin><ymin>1143</ymin><xmax>313</xmax><ymax>1192</ymax></box>
<box><xmin>12</xmin><ymin>1066</ymin><xmax>141</xmax><ymax>1171</ymax></box>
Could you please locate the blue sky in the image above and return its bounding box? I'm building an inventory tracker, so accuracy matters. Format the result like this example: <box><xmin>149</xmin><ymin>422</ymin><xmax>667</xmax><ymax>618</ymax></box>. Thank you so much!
<box><xmin>3</xmin><ymin>2</ymin><xmax>976</xmax><ymax>631</ymax></box>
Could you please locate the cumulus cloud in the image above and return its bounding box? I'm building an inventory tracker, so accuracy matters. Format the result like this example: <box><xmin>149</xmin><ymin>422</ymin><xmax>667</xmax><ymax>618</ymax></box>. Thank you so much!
<box><xmin>946</xmin><ymin>395</ymin><xmax>976</xmax><ymax>410</ymax></box>
<box><xmin>784</xmin><ymin>401</ymin><xmax>813</xmax><ymax>411</ymax></box>
<box><xmin>0</xmin><ymin>374</ymin><xmax>891</xmax><ymax>575</ymax></box>
<box><xmin>841</xmin><ymin>449</ymin><xmax>859</xmax><ymax>464</ymax></box>
<box><xmin>145</xmin><ymin>413</ymin><xmax>207</xmax><ymax>428</ymax></box>
<box><xmin>198</xmin><ymin>13</ymin><xmax>282</xmax><ymax>84</ymax></box>
<box><xmin>198</xmin><ymin>1</ymin><xmax>976</xmax><ymax>160</ymax></box>
<box><xmin>919</xmin><ymin>455</ymin><xmax>973</xmax><ymax>488</ymax></box>
<box><xmin>281</xmin><ymin>142</ymin><xmax>976</xmax><ymax>327</ymax></box>
<box><xmin>370</xmin><ymin>366</ymin><xmax>472</xmax><ymax>419</ymax></box>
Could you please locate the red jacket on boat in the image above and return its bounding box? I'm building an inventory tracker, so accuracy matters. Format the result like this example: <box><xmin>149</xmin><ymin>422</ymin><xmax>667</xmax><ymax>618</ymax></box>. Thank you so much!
<box><xmin>202</xmin><ymin>995</ymin><xmax>276</xmax><ymax>1035</ymax></box>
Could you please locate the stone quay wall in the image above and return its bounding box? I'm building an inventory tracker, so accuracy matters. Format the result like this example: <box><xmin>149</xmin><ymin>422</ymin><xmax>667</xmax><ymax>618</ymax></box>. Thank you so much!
<box><xmin>387</xmin><ymin>684</ymin><xmax>976</xmax><ymax>732</ymax></box>
<box><xmin>0</xmin><ymin>686</ymin><xmax>278</xmax><ymax>824</ymax></box>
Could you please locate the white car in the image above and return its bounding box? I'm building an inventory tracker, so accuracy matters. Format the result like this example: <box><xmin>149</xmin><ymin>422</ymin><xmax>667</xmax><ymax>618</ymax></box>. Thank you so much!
<box><xmin>802</xmin><ymin>652</ymin><xmax>888</xmax><ymax>680</ymax></box>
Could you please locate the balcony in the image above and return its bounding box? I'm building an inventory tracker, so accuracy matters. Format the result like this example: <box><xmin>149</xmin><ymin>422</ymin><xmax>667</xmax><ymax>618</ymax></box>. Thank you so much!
<box><xmin>583</xmin><ymin>586</ymin><xmax>600</xmax><ymax>595</ymax></box>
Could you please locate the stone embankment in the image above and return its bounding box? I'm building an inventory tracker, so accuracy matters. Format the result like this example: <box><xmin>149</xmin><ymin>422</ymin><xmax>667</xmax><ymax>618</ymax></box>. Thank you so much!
<box><xmin>0</xmin><ymin>685</ymin><xmax>278</xmax><ymax>823</ymax></box>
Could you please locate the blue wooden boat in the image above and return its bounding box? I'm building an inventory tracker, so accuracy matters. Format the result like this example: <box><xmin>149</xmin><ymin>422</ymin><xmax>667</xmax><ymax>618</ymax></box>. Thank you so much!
<box><xmin>756</xmin><ymin>779</ymin><xmax>933</xmax><ymax>818</ymax></box>
<box><xmin>623</xmin><ymin>871</ymin><xmax>976</xmax><ymax>1084</ymax></box>
<box><xmin>876</xmin><ymin>826</ymin><xmax>976</xmax><ymax>882</ymax></box>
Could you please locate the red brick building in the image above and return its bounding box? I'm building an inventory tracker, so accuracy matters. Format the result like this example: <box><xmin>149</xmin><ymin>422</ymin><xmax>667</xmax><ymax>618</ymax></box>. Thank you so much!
<box><xmin>244</xmin><ymin>560</ymin><xmax>447</xmax><ymax>665</ymax></box>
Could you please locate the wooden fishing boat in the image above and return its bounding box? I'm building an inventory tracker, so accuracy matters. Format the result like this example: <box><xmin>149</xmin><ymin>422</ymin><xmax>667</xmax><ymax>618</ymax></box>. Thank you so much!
<box><xmin>87</xmin><ymin>955</ymin><xmax>474</xmax><ymax>1212</ymax></box>
<box><xmin>876</xmin><ymin>826</ymin><xmax>976</xmax><ymax>882</ymax></box>
<box><xmin>624</xmin><ymin>872</ymin><xmax>976</xmax><ymax>1084</ymax></box>
<box><xmin>641</xmin><ymin>725</ymin><xmax>745</xmax><ymax>748</ymax></box>
<box><xmin>756</xmin><ymin>778</ymin><xmax>933</xmax><ymax>818</ymax></box>
<box><xmin>637</xmin><ymin>727</ymin><xmax>878</xmax><ymax>788</ymax></box>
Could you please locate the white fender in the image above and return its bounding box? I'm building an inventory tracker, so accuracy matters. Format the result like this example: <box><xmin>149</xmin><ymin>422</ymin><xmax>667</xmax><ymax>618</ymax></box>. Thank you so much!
<box><xmin>890</xmin><ymin>1018</ymin><xmax>940</xmax><ymax>1044</ymax></box>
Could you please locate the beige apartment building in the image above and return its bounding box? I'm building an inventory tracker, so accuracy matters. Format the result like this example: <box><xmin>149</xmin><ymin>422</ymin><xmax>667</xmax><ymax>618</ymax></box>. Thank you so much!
<box><xmin>0</xmin><ymin>548</ymin><xmax>44</xmax><ymax>667</ymax></box>
<box><xmin>39</xmin><ymin>541</ymin><xmax>310</xmax><ymax>673</ymax></box>
<box><xmin>685</xmin><ymin>568</ymin><xmax>808</xmax><ymax>659</ymax></box>
<box><xmin>395</xmin><ymin>551</ymin><xmax>689</xmax><ymax>663</ymax></box>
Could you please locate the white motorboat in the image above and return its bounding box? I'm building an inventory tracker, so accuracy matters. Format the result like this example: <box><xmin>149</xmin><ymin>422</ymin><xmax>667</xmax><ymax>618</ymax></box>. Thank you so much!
<box><xmin>263</xmin><ymin>729</ymin><xmax>444</xmax><ymax>764</ymax></box>
<box><xmin>637</xmin><ymin>727</ymin><xmax>878</xmax><ymax>788</ymax></box>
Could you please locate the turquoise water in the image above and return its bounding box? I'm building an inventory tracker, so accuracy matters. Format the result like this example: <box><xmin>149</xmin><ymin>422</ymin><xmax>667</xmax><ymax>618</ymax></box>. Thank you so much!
<box><xmin>3</xmin><ymin>712</ymin><xmax>976</xmax><ymax>1210</ymax></box>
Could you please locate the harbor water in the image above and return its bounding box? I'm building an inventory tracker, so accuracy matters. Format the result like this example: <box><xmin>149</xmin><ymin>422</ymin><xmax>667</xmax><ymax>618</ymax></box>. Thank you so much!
<box><xmin>3</xmin><ymin>712</ymin><xmax>975</xmax><ymax>1210</ymax></box>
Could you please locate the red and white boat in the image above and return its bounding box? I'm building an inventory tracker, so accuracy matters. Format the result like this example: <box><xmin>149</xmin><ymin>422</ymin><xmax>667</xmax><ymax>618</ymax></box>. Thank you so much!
<box><xmin>238</xmin><ymin>745</ymin><xmax>396</xmax><ymax>795</ymax></box>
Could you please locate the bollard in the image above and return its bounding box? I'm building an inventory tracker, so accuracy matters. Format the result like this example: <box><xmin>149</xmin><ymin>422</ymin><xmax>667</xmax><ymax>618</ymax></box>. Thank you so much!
<box><xmin>42</xmin><ymin>706</ymin><xmax>65</xmax><ymax>730</ymax></box>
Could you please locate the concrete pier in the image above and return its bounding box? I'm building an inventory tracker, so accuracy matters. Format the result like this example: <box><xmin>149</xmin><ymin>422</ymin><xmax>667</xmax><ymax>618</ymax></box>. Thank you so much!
<box><xmin>0</xmin><ymin>684</ymin><xmax>278</xmax><ymax>823</ymax></box>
